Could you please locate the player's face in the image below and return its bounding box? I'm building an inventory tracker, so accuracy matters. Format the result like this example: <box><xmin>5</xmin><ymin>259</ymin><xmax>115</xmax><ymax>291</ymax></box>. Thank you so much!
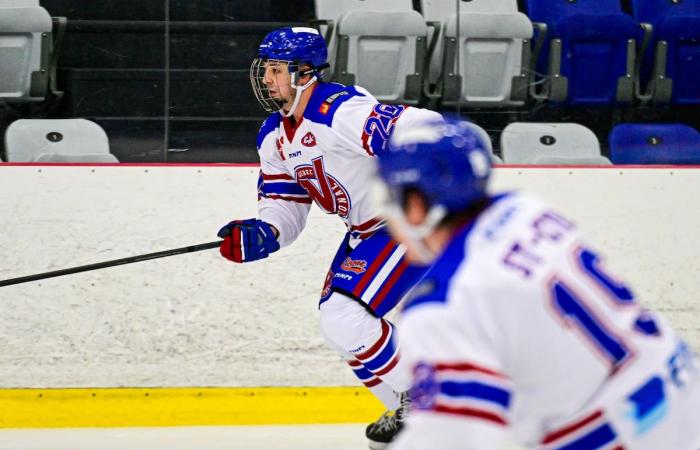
<box><xmin>262</xmin><ymin>61</ymin><xmax>294</xmax><ymax>108</ymax></box>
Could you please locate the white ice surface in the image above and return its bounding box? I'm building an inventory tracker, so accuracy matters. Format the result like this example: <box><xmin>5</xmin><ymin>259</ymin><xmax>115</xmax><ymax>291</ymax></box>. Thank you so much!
<box><xmin>0</xmin><ymin>425</ymin><xmax>368</xmax><ymax>450</ymax></box>
<box><xmin>0</xmin><ymin>425</ymin><xmax>527</xmax><ymax>450</ymax></box>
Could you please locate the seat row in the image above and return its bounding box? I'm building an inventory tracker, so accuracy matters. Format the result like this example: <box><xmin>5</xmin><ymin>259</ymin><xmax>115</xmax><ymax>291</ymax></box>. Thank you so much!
<box><xmin>493</xmin><ymin>122</ymin><xmax>700</xmax><ymax>165</ymax></box>
<box><xmin>313</xmin><ymin>0</ymin><xmax>700</xmax><ymax>107</ymax></box>
<box><xmin>2</xmin><ymin>119</ymin><xmax>697</xmax><ymax>166</ymax></box>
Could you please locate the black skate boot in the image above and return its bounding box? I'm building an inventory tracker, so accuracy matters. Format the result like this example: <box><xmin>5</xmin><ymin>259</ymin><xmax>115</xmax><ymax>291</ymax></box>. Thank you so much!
<box><xmin>365</xmin><ymin>392</ymin><xmax>410</xmax><ymax>450</ymax></box>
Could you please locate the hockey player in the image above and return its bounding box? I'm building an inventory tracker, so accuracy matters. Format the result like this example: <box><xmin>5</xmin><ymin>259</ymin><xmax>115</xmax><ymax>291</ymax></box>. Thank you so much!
<box><xmin>374</xmin><ymin>117</ymin><xmax>700</xmax><ymax>449</ymax></box>
<box><xmin>216</xmin><ymin>27</ymin><xmax>442</xmax><ymax>449</ymax></box>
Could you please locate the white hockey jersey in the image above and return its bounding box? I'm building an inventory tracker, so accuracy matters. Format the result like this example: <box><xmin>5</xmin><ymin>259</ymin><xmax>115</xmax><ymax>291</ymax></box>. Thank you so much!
<box><xmin>255</xmin><ymin>82</ymin><xmax>442</xmax><ymax>247</ymax></box>
<box><xmin>391</xmin><ymin>192</ymin><xmax>700</xmax><ymax>450</ymax></box>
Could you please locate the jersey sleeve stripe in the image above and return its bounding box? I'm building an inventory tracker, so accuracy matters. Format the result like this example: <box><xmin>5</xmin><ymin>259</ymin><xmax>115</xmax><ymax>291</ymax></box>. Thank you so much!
<box><xmin>260</xmin><ymin>182</ymin><xmax>309</xmax><ymax>196</ymax></box>
<box><xmin>435</xmin><ymin>362</ymin><xmax>508</xmax><ymax>379</ymax></box>
<box><xmin>440</xmin><ymin>381</ymin><xmax>511</xmax><ymax>409</ymax></box>
<box><xmin>540</xmin><ymin>410</ymin><xmax>604</xmax><ymax>444</ymax></box>
<box><xmin>432</xmin><ymin>404</ymin><xmax>508</xmax><ymax>426</ymax></box>
<box><xmin>350</xmin><ymin>217</ymin><xmax>385</xmax><ymax>232</ymax></box>
<box><xmin>262</xmin><ymin>194</ymin><xmax>313</xmax><ymax>204</ymax></box>
<box><xmin>262</xmin><ymin>172</ymin><xmax>295</xmax><ymax>181</ymax></box>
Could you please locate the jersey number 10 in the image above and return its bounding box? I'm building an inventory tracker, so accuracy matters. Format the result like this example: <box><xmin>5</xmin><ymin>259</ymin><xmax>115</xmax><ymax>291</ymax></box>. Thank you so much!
<box><xmin>549</xmin><ymin>247</ymin><xmax>659</xmax><ymax>370</ymax></box>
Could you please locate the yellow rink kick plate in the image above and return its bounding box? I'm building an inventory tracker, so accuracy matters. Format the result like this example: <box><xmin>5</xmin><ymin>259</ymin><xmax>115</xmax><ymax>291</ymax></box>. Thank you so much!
<box><xmin>0</xmin><ymin>386</ymin><xmax>385</xmax><ymax>428</ymax></box>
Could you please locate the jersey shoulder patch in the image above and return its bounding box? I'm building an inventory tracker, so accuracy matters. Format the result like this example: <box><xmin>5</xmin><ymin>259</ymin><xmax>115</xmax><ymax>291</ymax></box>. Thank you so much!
<box><xmin>305</xmin><ymin>82</ymin><xmax>366</xmax><ymax>126</ymax></box>
<box><xmin>257</xmin><ymin>113</ymin><xmax>282</xmax><ymax>149</ymax></box>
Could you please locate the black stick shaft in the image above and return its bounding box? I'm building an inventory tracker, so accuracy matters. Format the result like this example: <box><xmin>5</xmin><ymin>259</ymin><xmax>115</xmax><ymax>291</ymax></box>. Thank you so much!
<box><xmin>0</xmin><ymin>241</ymin><xmax>222</xmax><ymax>288</ymax></box>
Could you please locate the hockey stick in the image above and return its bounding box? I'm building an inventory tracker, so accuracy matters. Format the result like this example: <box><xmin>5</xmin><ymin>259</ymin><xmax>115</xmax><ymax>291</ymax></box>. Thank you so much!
<box><xmin>0</xmin><ymin>241</ymin><xmax>222</xmax><ymax>288</ymax></box>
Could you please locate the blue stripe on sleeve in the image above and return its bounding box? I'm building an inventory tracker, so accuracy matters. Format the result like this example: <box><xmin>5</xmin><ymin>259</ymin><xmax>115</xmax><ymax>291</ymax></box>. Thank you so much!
<box><xmin>440</xmin><ymin>381</ymin><xmax>511</xmax><ymax>409</ymax></box>
<box><xmin>556</xmin><ymin>424</ymin><xmax>616</xmax><ymax>450</ymax></box>
<box><xmin>261</xmin><ymin>181</ymin><xmax>309</xmax><ymax>196</ymax></box>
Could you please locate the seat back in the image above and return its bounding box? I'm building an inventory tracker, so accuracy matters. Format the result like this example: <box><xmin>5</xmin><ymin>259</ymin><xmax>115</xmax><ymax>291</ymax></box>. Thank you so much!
<box><xmin>0</xmin><ymin>1</ymin><xmax>52</xmax><ymax>101</ymax></box>
<box><xmin>315</xmin><ymin>0</ymin><xmax>413</xmax><ymax>21</ymax></box>
<box><xmin>631</xmin><ymin>0</ymin><xmax>700</xmax><ymax>104</ymax></box>
<box><xmin>315</xmin><ymin>0</ymin><xmax>414</xmax><ymax>76</ymax></box>
<box><xmin>441</xmin><ymin>8</ymin><xmax>532</xmax><ymax>106</ymax></box>
<box><xmin>420</xmin><ymin>0</ymin><xmax>526</xmax><ymax>88</ymax></box>
<box><xmin>631</xmin><ymin>0</ymin><xmax>700</xmax><ymax>24</ymax></box>
<box><xmin>500</xmin><ymin>122</ymin><xmax>603</xmax><ymax>164</ymax></box>
<box><xmin>525</xmin><ymin>0</ymin><xmax>638</xmax><ymax>105</ymax></box>
<box><xmin>335</xmin><ymin>10</ymin><xmax>428</xmax><ymax>104</ymax></box>
<box><xmin>609</xmin><ymin>123</ymin><xmax>700</xmax><ymax>164</ymax></box>
<box><xmin>5</xmin><ymin>119</ymin><xmax>116</xmax><ymax>162</ymax></box>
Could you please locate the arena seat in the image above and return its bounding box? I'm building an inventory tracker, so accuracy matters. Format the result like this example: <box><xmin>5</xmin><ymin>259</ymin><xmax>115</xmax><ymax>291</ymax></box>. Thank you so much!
<box><xmin>609</xmin><ymin>123</ymin><xmax>700</xmax><ymax>165</ymax></box>
<box><xmin>422</xmin><ymin>0</ymin><xmax>533</xmax><ymax>106</ymax></box>
<box><xmin>525</xmin><ymin>0</ymin><xmax>640</xmax><ymax>105</ymax></box>
<box><xmin>313</xmin><ymin>0</ymin><xmax>414</xmax><ymax>78</ymax></box>
<box><xmin>500</xmin><ymin>122</ymin><xmax>610</xmax><ymax>165</ymax></box>
<box><xmin>333</xmin><ymin>10</ymin><xmax>429</xmax><ymax>104</ymax></box>
<box><xmin>4</xmin><ymin>119</ymin><xmax>118</xmax><ymax>162</ymax></box>
<box><xmin>630</xmin><ymin>0</ymin><xmax>700</xmax><ymax>104</ymax></box>
<box><xmin>0</xmin><ymin>0</ymin><xmax>53</xmax><ymax>101</ymax></box>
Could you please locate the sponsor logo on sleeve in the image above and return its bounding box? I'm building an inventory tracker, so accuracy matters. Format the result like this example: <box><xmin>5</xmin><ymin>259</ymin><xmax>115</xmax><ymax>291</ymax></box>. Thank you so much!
<box><xmin>318</xmin><ymin>90</ymin><xmax>349</xmax><ymax>115</ymax></box>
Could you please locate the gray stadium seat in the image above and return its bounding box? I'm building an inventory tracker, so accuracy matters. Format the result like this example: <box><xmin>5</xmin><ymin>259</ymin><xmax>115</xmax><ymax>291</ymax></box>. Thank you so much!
<box><xmin>500</xmin><ymin>122</ymin><xmax>611</xmax><ymax>165</ymax></box>
<box><xmin>313</xmin><ymin>0</ymin><xmax>415</xmax><ymax>84</ymax></box>
<box><xmin>4</xmin><ymin>119</ymin><xmax>118</xmax><ymax>162</ymax></box>
<box><xmin>422</xmin><ymin>0</ymin><xmax>532</xmax><ymax>106</ymax></box>
<box><xmin>0</xmin><ymin>0</ymin><xmax>53</xmax><ymax>101</ymax></box>
<box><xmin>334</xmin><ymin>10</ymin><xmax>429</xmax><ymax>104</ymax></box>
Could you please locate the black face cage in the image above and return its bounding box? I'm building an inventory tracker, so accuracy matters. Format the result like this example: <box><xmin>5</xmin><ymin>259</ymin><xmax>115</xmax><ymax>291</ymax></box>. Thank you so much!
<box><xmin>250</xmin><ymin>58</ymin><xmax>329</xmax><ymax>113</ymax></box>
<box><xmin>250</xmin><ymin>58</ymin><xmax>295</xmax><ymax>113</ymax></box>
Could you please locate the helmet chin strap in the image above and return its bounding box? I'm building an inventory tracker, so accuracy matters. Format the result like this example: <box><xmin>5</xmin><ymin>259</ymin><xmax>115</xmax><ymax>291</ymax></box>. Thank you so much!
<box><xmin>388</xmin><ymin>204</ymin><xmax>447</xmax><ymax>265</ymax></box>
<box><xmin>280</xmin><ymin>74</ymin><xmax>317</xmax><ymax>118</ymax></box>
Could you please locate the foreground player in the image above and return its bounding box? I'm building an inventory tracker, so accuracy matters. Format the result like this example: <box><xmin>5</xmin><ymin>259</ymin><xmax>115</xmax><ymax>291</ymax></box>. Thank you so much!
<box><xmin>374</xmin><ymin>118</ymin><xmax>700</xmax><ymax>449</ymax></box>
<box><xmin>216</xmin><ymin>27</ymin><xmax>442</xmax><ymax>448</ymax></box>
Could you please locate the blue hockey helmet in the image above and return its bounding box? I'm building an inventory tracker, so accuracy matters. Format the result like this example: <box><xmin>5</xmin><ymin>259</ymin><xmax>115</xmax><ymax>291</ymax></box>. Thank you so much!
<box><xmin>258</xmin><ymin>27</ymin><xmax>328</xmax><ymax>69</ymax></box>
<box><xmin>377</xmin><ymin>118</ymin><xmax>492</xmax><ymax>217</ymax></box>
<box><xmin>251</xmin><ymin>27</ymin><xmax>329</xmax><ymax>113</ymax></box>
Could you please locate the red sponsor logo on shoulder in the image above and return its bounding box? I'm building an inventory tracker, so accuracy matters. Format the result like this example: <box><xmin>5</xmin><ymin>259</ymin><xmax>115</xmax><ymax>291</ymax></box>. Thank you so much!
<box><xmin>341</xmin><ymin>257</ymin><xmax>367</xmax><ymax>274</ymax></box>
<box><xmin>319</xmin><ymin>103</ymin><xmax>330</xmax><ymax>115</ymax></box>
<box><xmin>301</xmin><ymin>132</ymin><xmax>317</xmax><ymax>147</ymax></box>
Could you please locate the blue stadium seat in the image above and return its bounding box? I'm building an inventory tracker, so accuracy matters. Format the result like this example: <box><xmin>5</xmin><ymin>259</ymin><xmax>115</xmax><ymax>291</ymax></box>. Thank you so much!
<box><xmin>631</xmin><ymin>0</ymin><xmax>700</xmax><ymax>104</ymax></box>
<box><xmin>609</xmin><ymin>124</ymin><xmax>700</xmax><ymax>165</ymax></box>
<box><xmin>525</xmin><ymin>0</ymin><xmax>641</xmax><ymax>105</ymax></box>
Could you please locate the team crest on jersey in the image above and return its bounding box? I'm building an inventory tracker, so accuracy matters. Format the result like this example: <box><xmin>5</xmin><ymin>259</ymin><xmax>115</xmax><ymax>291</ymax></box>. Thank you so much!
<box><xmin>295</xmin><ymin>157</ymin><xmax>351</xmax><ymax>219</ymax></box>
<box><xmin>301</xmin><ymin>132</ymin><xmax>317</xmax><ymax>147</ymax></box>
<box><xmin>341</xmin><ymin>257</ymin><xmax>367</xmax><ymax>274</ymax></box>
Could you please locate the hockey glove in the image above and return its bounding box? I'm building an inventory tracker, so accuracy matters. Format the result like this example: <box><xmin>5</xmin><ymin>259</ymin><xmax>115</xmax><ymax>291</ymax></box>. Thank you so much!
<box><xmin>217</xmin><ymin>219</ymin><xmax>280</xmax><ymax>263</ymax></box>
